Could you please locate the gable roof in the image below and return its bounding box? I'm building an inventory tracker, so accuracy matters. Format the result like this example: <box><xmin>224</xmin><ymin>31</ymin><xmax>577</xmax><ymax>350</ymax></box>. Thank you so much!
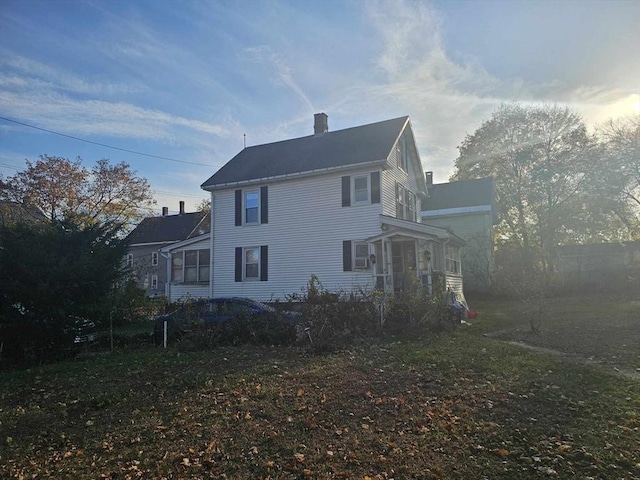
<box><xmin>125</xmin><ymin>211</ymin><xmax>210</xmax><ymax>245</ymax></box>
<box><xmin>201</xmin><ymin>116</ymin><xmax>409</xmax><ymax>189</ymax></box>
<box><xmin>423</xmin><ymin>177</ymin><xmax>494</xmax><ymax>211</ymax></box>
<box><xmin>0</xmin><ymin>200</ymin><xmax>48</xmax><ymax>225</ymax></box>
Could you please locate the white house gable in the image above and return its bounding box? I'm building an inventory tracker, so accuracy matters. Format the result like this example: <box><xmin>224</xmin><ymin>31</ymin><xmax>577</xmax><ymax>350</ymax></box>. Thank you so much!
<box><xmin>382</xmin><ymin>121</ymin><xmax>426</xmax><ymax>222</ymax></box>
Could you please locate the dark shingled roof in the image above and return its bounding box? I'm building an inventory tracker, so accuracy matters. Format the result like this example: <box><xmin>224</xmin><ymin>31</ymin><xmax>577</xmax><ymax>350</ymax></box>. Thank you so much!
<box><xmin>202</xmin><ymin>116</ymin><xmax>409</xmax><ymax>188</ymax></box>
<box><xmin>126</xmin><ymin>211</ymin><xmax>209</xmax><ymax>245</ymax></box>
<box><xmin>423</xmin><ymin>177</ymin><xmax>494</xmax><ymax>211</ymax></box>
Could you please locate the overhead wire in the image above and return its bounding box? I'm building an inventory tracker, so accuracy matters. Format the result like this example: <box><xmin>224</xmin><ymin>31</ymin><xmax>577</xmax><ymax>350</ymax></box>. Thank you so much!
<box><xmin>0</xmin><ymin>116</ymin><xmax>221</xmax><ymax>168</ymax></box>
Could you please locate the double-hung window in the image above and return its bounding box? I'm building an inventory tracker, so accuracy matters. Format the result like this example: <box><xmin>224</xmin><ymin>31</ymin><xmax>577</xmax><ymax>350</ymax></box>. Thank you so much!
<box><xmin>235</xmin><ymin>186</ymin><xmax>268</xmax><ymax>226</ymax></box>
<box><xmin>343</xmin><ymin>240</ymin><xmax>371</xmax><ymax>271</ymax></box>
<box><xmin>353</xmin><ymin>175</ymin><xmax>369</xmax><ymax>204</ymax></box>
<box><xmin>235</xmin><ymin>245</ymin><xmax>268</xmax><ymax>282</ymax></box>
<box><xmin>396</xmin><ymin>183</ymin><xmax>406</xmax><ymax>218</ymax></box>
<box><xmin>396</xmin><ymin>136</ymin><xmax>409</xmax><ymax>172</ymax></box>
<box><xmin>245</xmin><ymin>190</ymin><xmax>259</xmax><ymax>224</ymax></box>
<box><xmin>354</xmin><ymin>242</ymin><xmax>370</xmax><ymax>270</ymax></box>
<box><xmin>244</xmin><ymin>247</ymin><xmax>260</xmax><ymax>280</ymax></box>
<box><xmin>151</xmin><ymin>251</ymin><xmax>158</xmax><ymax>266</ymax></box>
<box><xmin>407</xmin><ymin>191</ymin><xmax>416</xmax><ymax>222</ymax></box>
<box><xmin>342</xmin><ymin>172</ymin><xmax>380</xmax><ymax>207</ymax></box>
<box><xmin>151</xmin><ymin>275</ymin><xmax>158</xmax><ymax>290</ymax></box>
<box><xmin>126</xmin><ymin>253</ymin><xmax>133</xmax><ymax>268</ymax></box>
<box><xmin>396</xmin><ymin>183</ymin><xmax>417</xmax><ymax>221</ymax></box>
<box><xmin>445</xmin><ymin>245</ymin><xmax>461</xmax><ymax>274</ymax></box>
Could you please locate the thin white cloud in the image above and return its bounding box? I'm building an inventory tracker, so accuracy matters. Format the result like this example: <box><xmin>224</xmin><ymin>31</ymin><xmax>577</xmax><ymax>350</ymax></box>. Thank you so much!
<box><xmin>244</xmin><ymin>45</ymin><xmax>315</xmax><ymax>113</ymax></box>
<box><xmin>0</xmin><ymin>90</ymin><xmax>232</xmax><ymax>141</ymax></box>
<box><xmin>0</xmin><ymin>52</ymin><xmax>143</xmax><ymax>96</ymax></box>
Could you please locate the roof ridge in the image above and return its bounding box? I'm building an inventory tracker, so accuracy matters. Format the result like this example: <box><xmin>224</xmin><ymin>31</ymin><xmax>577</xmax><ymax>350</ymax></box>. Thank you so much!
<box><xmin>242</xmin><ymin>115</ymin><xmax>410</xmax><ymax>150</ymax></box>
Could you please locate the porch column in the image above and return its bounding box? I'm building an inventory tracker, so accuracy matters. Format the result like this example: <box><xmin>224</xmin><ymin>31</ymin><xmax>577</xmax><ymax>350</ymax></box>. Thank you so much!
<box><xmin>414</xmin><ymin>239</ymin><xmax>420</xmax><ymax>284</ymax></box>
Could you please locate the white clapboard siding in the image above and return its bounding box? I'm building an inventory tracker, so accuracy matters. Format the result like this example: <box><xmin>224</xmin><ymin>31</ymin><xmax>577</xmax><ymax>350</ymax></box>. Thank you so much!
<box><xmin>212</xmin><ymin>168</ymin><xmax>383</xmax><ymax>301</ymax></box>
<box><xmin>168</xmin><ymin>284</ymin><xmax>210</xmax><ymax>303</ymax></box>
<box><xmin>382</xmin><ymin>131</ymin><xmax>424</xmax><ymax>218</ymax></box>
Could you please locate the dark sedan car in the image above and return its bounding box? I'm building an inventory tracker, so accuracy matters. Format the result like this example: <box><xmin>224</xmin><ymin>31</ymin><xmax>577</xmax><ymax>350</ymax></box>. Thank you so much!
<box><xmin>153</xmin><ymin>297</ymin><xmax>302</xmax><ymax>346</ymax></box>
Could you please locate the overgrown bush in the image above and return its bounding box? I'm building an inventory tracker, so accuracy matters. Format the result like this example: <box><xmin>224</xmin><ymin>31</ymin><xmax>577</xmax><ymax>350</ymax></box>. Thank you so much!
<box><xmin>175</xmin><ymin>316</ymin><xmax>296</xmax><ymax>352</ymax></box>
<box><xmin>104</xmin><ymin>280</ymin><xmax>167</xmax><ymax>327</ymax></box>
<box><xmin>284</xmin><ymin>276</ymin><xmax>455</xmax><ymax>352</ymax></box>
<box><xmin>384</xmin><ymin>287</ymin><xmax>456</xmax><ymax>334</ymax></box>
<box><xmin>282</xmin><ymin>276</ymin><xmax>379</xmax><ymax>352</ymax></box>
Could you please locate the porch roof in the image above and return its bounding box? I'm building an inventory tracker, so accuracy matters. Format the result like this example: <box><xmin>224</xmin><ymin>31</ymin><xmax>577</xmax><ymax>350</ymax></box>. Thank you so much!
<box><xmin>366</xmin><ymin>215</ymin><xmax>465</xmax><ymax>245</ymax></box>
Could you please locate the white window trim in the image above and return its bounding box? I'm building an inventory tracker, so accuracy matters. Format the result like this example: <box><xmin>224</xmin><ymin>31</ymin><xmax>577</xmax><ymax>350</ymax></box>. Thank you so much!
<box><xmin>243</xmin><ymin>246</ymin><xmax>260</xmax><ymax>281</ymax></box>
<box><xmin>151</xmin><ymin>251</ymin><xmax>158</xmax><ymax>266</ymax></box>
<box><xmin>353</xmin><ymin>241</ymin><xmax>370</xmax><ymax>271</ymax></box>
<box><xmin>244</xmin><ymin>189</ymin><xmax>260</xmax><ymax>225</ymax></box>
<box><xmin>151</xmin><ymin>275</ymin><xmax>158</xmax><ymax>289</ymax></box>
<box><xmin>352</xmin><ymin>174</ymin><xmax>370</xmax><ymax>205</ymax></box>
<box><xmin>126</xmin><ymin>253</ymin><xmax>133</xmax><ymax>267</ymax></box>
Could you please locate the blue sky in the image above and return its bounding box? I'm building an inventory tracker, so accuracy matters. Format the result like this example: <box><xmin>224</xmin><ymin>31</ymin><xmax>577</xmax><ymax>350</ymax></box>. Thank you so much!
<box><xmin>1</xmin><ymin>0</ymin><xmax>638</xmax><ymax>214</ymax></box>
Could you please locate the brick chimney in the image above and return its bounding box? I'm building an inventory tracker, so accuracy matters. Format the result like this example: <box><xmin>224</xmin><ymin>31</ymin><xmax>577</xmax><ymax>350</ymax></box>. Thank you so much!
<box><xmin>179</xmin><ymin>200</ymin><xmax>185</xmax><ymax>214</ymax></box>
<box><xmin>425</xmin><ymin>171</ymin><xmax>433</xmax><ymax>187</ymax></box>
<box><xmin>162</xmin><ymin>206</ymin><xmax>168</xmax><ymax>216</ymax></box>
<box><xmin>314</xmin><ymin>113</ymin><xmax>328</xmax><ymax>135</ymax></box>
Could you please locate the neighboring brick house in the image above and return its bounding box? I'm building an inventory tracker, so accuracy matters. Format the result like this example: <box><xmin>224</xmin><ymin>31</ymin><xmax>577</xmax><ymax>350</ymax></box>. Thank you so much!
<box><xmin>422</xmin><ymin>176</ymin><xmax>496</xmax><ymax>293</ymax></box>
<box><xmin>125</xmin><ymin>201</ymin><xmax>210</xmax><ymax>297</ymax></box>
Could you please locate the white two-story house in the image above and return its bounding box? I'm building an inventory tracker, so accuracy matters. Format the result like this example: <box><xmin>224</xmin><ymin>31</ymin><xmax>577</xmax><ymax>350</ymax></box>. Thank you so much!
<box><xmin>196</xmin><ymin>113</ymin><xmax>465</xmax><ymax>303</ymax></box>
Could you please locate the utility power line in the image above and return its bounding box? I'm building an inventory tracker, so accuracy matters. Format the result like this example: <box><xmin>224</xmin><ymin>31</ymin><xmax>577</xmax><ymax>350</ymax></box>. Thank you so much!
<box><xmin>0</xmin><ymin>116</ymin><xmax>218</xmax><ymax>167</ymax></box>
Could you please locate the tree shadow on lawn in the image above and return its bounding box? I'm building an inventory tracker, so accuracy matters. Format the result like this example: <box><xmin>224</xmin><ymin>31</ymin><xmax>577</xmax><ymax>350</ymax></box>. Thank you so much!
<box><xmin>473</xmin><ymin>294</ymin><xmax>640</xmax><ymax>375</ymax></box>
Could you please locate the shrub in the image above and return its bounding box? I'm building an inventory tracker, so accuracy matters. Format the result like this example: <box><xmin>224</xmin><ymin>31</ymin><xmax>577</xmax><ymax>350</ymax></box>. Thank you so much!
<box><xmin>286</xmin><ymin>276</ymin><xmax>455</xmax><ymax>352</ymax></box>
<box><xmin>175</xmin><ymin>316</ymin><xmax>297</xmax><ymax>352</ymax></box>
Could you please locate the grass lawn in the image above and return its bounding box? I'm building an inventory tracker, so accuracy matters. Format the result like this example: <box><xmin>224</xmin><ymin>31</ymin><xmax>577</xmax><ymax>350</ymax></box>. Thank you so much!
<box><xmin>1</xmin><ymin>295</ymin><xmax>638</xmax><ymax>479</ymax></box>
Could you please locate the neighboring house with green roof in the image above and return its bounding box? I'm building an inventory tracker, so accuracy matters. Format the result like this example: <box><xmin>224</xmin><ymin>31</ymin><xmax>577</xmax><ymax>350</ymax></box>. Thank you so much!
<box><xmin>198</xmin><ymin>113</ymin><xmax>467</xmax><ymax>302</ymax></box>
<box><xmin>125</xmin><ymin>201</ymin><xmax>209</xmax><ymax>297</ymax></box>
<box><xmin>422</xmin><ymin>176</ymin><xmax>496</xmax><ymax>292</ymax></box>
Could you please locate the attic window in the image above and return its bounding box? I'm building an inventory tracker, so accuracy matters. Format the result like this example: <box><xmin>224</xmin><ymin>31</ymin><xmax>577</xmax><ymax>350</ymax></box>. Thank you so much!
<box><xmin>397</xmin><ymin>136</ymin><xmax>409</xmax><ymax>172</ymax></box>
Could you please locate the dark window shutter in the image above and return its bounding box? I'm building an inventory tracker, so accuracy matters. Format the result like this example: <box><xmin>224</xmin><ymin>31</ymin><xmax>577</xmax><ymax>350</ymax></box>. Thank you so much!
<box><xmin>341</xmin><ymin>176</ymin><xmax>351</xmax><ymax>207</ymax></box>
<box><xmin>343</xmin><ymin>240</ymin><xmax>352</xmax><ymax>272</ymax></box>
<box><xmin>235</xmin><ymin>247</ymin><xmax>242</xmax><ymax>282</ymax></box>
<box><xmin>371</xmin><ymin>171</ymin><xmax>380</xmax><ymax>204</ymax></box>
<box><xmin>260</xmin><ymin>245</ymin><xmax>268</xmax><ymax>281</ymax></box>
<box><xmin>235</xmin><ymin>190</ymin><xmax>242</xmax><ymax>226</ymax></box>
<box><xmin>260</xmin><ymin>186</ymin><xmax>268</xmax><ymax>224</ymax></box>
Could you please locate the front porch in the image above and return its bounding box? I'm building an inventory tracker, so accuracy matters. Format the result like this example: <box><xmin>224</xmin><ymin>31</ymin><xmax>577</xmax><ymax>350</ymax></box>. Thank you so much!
<box><xmin>366</xmin><ymin>216</ymin><xmax>465</xmax><ymax>297</ymax></box>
